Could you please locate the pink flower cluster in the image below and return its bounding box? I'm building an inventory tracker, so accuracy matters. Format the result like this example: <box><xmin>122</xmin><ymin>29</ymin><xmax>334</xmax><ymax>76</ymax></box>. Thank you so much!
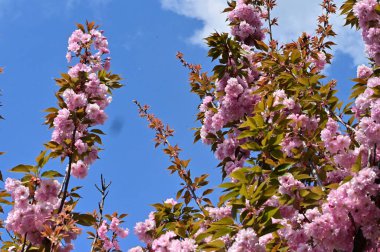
<box><xmin>309</xmin><ymin>52</ymin><xmax>327</xmax><ymax>72</ymax></box>
<box><xmin>198</xmin><ymin>43</ymin><xmax>261</xmax><ymax>175</ymax></box>
<box><xmin>205</xmin><ymin>206</ymin><xmax>232</xmax><ymax>220</ymax></box>
<box><xmin>128</xmin><ymin>246</ymin><xmax>144</xmax><ymax>252</ymax></box>
<box><xmin>357</xmin><ymin>64</ymin><xmax>373</xmax><ymax>78</ymax></box>
<box><xmin>5</xmin><ymin>178</ymin><xmax>76</xmax><ymax>249</ymax></box>
<box><xmin>354</xmin><ymin>75</ymin><xmax>380</xmax><ymax>148</ymax></box>
<box><xmin>320</xmin><ymin>118</ymin><xmax>360</xmax><ymax>182</ymax></box>
<box><xmin>278</xmin><ymin>173</ymin><xmax>305</xmax><ymax>196</ymax></box>
<box><xmin>133</xmin><ymin>207</ymin><xmax>199</xmax><ymax>252</ymax></box>
<box><xmin>164</xmin><ymin>198</ymin><xmax>178</xmax><ymax>206</ymax></box>
<box><xmin>354</xmin><ymin>0</ymin><xmax>380</xmax><ymax>65</ymax></box>
<box><xmin>214</xmin><ymin>132</ymin><xmax>249</xmax><ymax>174</ymax></box>
<box><xmin>228</xmin><ymin>0</ymin><xmax>264</xmax><ymax>44</ymax></box>
<box><xmin>281</xmin><ymin>113</ymin><xmax>319</xmax><ymax>157</ymax></box>
<box><xmin>272</xmin><ymin>89</ymin><xmax>298</xmax><ymax>112</ymax></box>
<box><xmin>97</xmin><ymin>217</ymin><xmax>129</xmax><ymax>250</ymax></box>
<box><xmin>52</xmin><ymin>27</ymin><xmax>113</xmax><ymax>179</ymax></box>
<box><xmin>67</xmin><ymin>28</ymin><xmax>110</xmax><ymax>65</ymax></box>
<box><xmin>270</xmin><ymin>89</ymin><xmax>325</xmax><ymax>158</ymax></box>
<box><xmin>201</xmin><ymin>76</ymin><xmax>260</xmax><ymax>144</ymax></box>
<box><xmin>200</xmin><ymin>56</ymin><xmax>261</xmax><ymax>173</ymax></box>
<box><xmin>276</xmin><ymin>167</ymin><xmax>380</xmax><ymax>251</ymax></box>
<box><xmin>134</xmin><ymin>211</ymin><xmax>156</xmax><ymax>243</ymax></box>
<box><xmin>151</xmin><ymin>231</ymin><xmax>198</xmax><ymax>252</ymax></box>
<box><xmin>321</xmin><ymin>118</ymin><xmax>351</xmax><ymax>154</ymax></box>
<box><xmin>227</xmin><ymin>228</ymin><xmax>265</xmax><ymax>252</ymax></box>
<box><xmin>306</xmin><ymin>167</ymin><xmax>379</xmax><ymax>251</ymax></box>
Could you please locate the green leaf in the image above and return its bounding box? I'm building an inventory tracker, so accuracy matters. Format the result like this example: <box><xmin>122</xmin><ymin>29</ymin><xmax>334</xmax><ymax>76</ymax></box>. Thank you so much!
<box><xmin>240</xmin><ymin>141</ymin><xmax>261</xmax><ymax>151</ymax></box>
<box><xmin>44</xmin><ymin>107</ymin><xmax>58</xmax><ymax>113</ymax></box>
<box><xmin>219</xmin><ymin>191</ymin><xmax>239</xmax><ymax>206</ymax></box>
<box><xmin>260</xmin><ymin>207</ymin><xmax>279</xmax><ymax>224</ymax></box>
<box><xmin>91</xmin><ymin>129</ymin><xmax>106</xmax><ymax>135</ymax></box>
<box><xmin>276</xmin><ymin>163</ymin><xmax>293</xmax><ymax>173</ymax></box>
<box><xmin>213</xmin><ymin>227</ymin><xmax>233</xmax><ymax>239</ymax></box>
<box><xmin>71</xmin><ymin>186</ymin><xmax>83</xmax><ymax>192</ymax></box>
<box><xmin>72</xmin><ymin>213</ymin><xmax>96</xmax><ymax>226</ymax></box>
<box><xmin>219</xmin><ymin>182</ymin><xmax>237</xmax><ymax>189</ymax></box>
<box><xmin>202</xmin><ymin>189</ymin><xmax>214</xmax><ymax>196</ymax></box>
<box><xmin>41</xmin><ymin>170</ymin><xmax>64</xmax><ymax>178</ymax></box>
<box><xmin>9</xmin><ymin>164</ymin><xmax>34</xmax><ymax>173</ymax></box>
<box><xmin>375</xmin><ymin>4</ymin><xmax>380</xmax><ymax>15</ymax></box>
<box><xmin>230</xmin><ymin>169</ymin><xmax>247</xmax><ymax>183</ymax></box>
<box><xmin>36</xmin><ymin>150</ymin><xmax>49</xmax><ymax>168</ymax></box>
<box><xmin>259</xmin><ymin>223</ymin><xmax>283</xmax><ymax>236</ymax></box>
<box><xmin>298</xmin><ymin>77</ymin><xmax>309</xmax><ymax>85</ymax></box>
<box><xmin>203</xmin><ymin>239</ymin><xmax>225</xmax><ymax>249</ymax></box>
<box><xmin>270</xmin><ymin>149</ymin><xmax>283</xmax><ymax>160</ymax></box>
<box><xmin>351</xmin><ymin>153</ymin><xmax>362</xmax><ymax>173</ymax></box>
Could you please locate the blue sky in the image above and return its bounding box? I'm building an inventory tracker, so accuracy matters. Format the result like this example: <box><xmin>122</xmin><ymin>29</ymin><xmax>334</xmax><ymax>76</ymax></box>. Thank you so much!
<box><xmin>0</xmin><ymin>0</ymin><xmax>363</xmax><ymax>250</ymax></box>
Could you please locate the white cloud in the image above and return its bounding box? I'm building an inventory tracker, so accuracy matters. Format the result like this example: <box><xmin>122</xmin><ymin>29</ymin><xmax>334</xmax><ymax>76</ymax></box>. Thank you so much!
<box><xmin>161</xmin><ymin>0</ymin><xmax>228</xmax><ymax>44</ymax></box>
<box><xmin>161</xmin><ymin>0</ymin><xmax>366</xmax><ymax>65</ymax></box>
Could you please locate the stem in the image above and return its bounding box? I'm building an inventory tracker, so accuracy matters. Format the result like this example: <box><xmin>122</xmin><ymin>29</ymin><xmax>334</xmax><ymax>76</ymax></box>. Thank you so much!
<box><xmin>373</xmin><ymin>144</ymin><xmax>377</xmax><ymax>166</ymax></box>
<box><xmin>266</xmin><ymin>1</ymin><xmax>273</xmax><ymax>41</ymax></box>
<box><xmin>47</xmin><ymin>121</ymin><xmax>77</xmax><ymax>250</ymax></box>
<box><xmin>25</xmin><ymin>244</ymin><xmax>32</xmax><ymax>251</ymax></box>
<box><xmin>134</xmin><ymin>101</ymin><xmax>206</xmax><ymax>213</ymax></box>
<box><xmin>6</xmin><ymin>229</ymin><xmax>15</xmax><ymax>241</ymax></box>
<box><xmin>324</xmin><ymin>107</ymin><xmax>355</xmax><ymax>132</ymax></box>
<box><xmin>58</xmin><ymin>123</ymin><xmax>77</xmax><ymax>214</ymax></box>
<box><xmin>90</xmin><ymin>175</ymin><xmax>111</xmax><ymax>252</ymax></box>
<box><xmin>162</xmin><ymin>137</ymin><xmax>205</xmax><ymax>212</ymax></box>
<box><xmin>21</xmin><ymin>233</ymin><xmax>27</xmax><ymax>252</ymax></box>
<box><xmin>368</xmin><ymin>148</ymin><xmax>372</xmax><ymax>168</ymax></box>
<box><xmin>309</xmin><ymin>160</ymin><xmax>324</xmax><ymax>189</ymax></box>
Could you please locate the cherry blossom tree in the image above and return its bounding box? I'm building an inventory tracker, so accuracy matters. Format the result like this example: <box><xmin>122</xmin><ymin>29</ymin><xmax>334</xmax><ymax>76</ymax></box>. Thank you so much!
<box><xmin>0</xmin><ymin>0</ymin><xmax>379</xmax><ymax>251</ymax></box>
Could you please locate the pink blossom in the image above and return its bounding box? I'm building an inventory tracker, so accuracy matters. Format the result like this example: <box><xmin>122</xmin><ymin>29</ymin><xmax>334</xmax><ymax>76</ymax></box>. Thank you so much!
<box><xmin>225</xmin><ymin>78</ymin><xmax>244</xmax><ymax>98</ymax></box>
<box><xmin>311</xmin><ymin>52</ymin><xmax>327</xmax><ymax>71</ymax></box>
<box><xmin>367</xmin><ymin>77</ymin><xmax>380</xmax><ymax>88</ymax></box>
<box><xmin>228</xmin><ymin>228</ymin><xmax>265</xmax><ymax>252</ymax></box>
<box><xmin>199</xmin><ymin>96</ymin><xmax>213</xmax><ymax>112</ymax></box>
<box><xmin>66</xmin><ymin>52</ymin><xmax>72</xmax><ymax>63</ymax></box>
<box><xmin>357</xmin><ymin>64</ymin><xmax>373</xmax><ymax>78</ymax></box>
<box><xmin>74</xmin><ymin>139</ymin><xmax>88</xmax><ymax>154</ymax></box>
<box><xmin>62</xmin><ymin>89</ymin><xmax>87</xmax><ymax>110</ymax></box>
<box><xmin>278</xmin><ymin>173</ymin><xmax>304</xmax><ymax>196</ymax></box>
<box><xmin>68</xmin><ymin>63</ymin><xmax>91</xmax><ymax>78</ymax></box>
<box><xmin>164</xmin><ymin>198</ymin><xmax>178</xmax><ymax>206</ymax></box>
<box><xmin>354</xmin><ymin>0</ymin><xmax>380</xmax><ymax>64</ymax></box>
<box><xmin>86</xmin><ymin>103</ymin><xmax>107</xmax><ymax>125</ymax></box>
<box><xmin>128</xmin><ymin>247</ymin><xmax>144</xmax><ymax>252</ymax></box>
<box><xmin>104</xmin><ymin>57</ymin><xmax>111</xmax><ymax>71</ymax></box>
<box><xmin>134</xmin><ymin>212</ymin><xmax>156</xmax><ymax>243</ymax></box>
<box><xmin>35</xmin><ymin>179</ymin><xmax>60</xmax><ymax>203</ymax></box>
<box><xmin>71</xmin><ymin>160</ymin><xmax>88</xmax><ymax>179</ymax></box>
<box><xmin>205</xmin><ymin>206</ymin><xmax>232</xmax><ymax>220</ymax></box>
<box><xmin>84</xmin><ymin>148</ymin><xmax>98</xmax><ymax>165</ymax></box>
<box><xmin>152</xmin><ymin>231</ymin><xmax>177</xmax><ymax>251</ymax></box>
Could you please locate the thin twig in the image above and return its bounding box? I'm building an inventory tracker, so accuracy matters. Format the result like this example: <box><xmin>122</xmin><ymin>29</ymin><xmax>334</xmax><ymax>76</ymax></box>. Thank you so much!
<box><xmin>134</xmin><ymin>100</ymin><xmax>205</xmax><ymax>213</ymax></box>
<box><xmin>266</xmin><ymin>1</ymin><xmax>273</xmax><ymax>41</ymax></box>
<box><xmin>58</xmin><ymin>123</ymin><xmax>78</xmax><ymax>214</ymax></box>
<box><xmin>90</xmin><ymin>175</ymin><xmax>112</xmax><ymax>252</ymax></box>
<box><xmin>324</xmin><ymin>107</ymin><xmax>355</xmax><ymax>132</ymax></box>
<box><xmin>21</xmin><ymin>233</ymin><xmax>27</xmax><ymax>252</ymax></box>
